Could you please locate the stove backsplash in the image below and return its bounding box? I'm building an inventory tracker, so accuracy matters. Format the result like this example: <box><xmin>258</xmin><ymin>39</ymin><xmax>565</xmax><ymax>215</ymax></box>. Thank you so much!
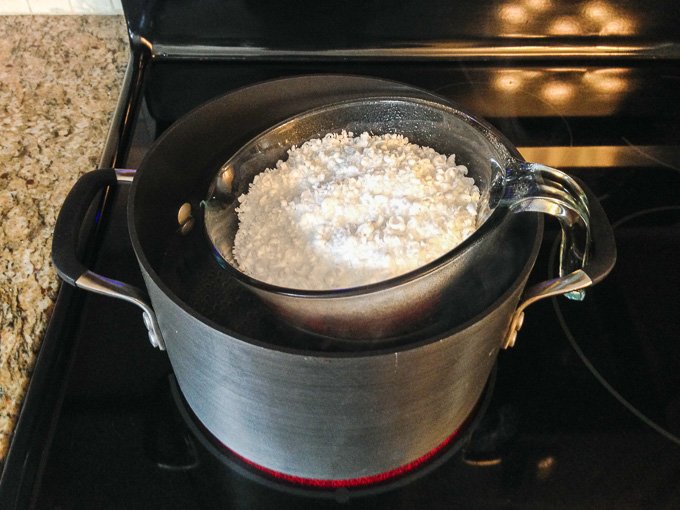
<box><xmin>121</xmin><ymin>0</ymin><xmax>680</xmax><ymax>52</ymax></box>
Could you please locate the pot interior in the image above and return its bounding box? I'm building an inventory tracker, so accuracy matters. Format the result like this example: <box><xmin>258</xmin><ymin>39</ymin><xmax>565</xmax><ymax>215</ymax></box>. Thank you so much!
<box><xmin>130</xmin><ymin>76</ymin><xmax>540</xmax><ymax>352</ymax></box>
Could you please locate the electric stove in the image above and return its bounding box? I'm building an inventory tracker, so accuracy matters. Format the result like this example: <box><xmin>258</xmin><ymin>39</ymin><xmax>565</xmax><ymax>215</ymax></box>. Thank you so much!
<box><xmin>2</xmin><ymin>1</ymin><xmax>680</xmax><ymax>508</ymax></box>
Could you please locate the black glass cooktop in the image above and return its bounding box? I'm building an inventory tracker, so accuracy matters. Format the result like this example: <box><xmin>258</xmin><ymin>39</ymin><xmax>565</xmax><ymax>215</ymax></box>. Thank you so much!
<box><xmin>2</xmin><ymin>55</ymin><xmax>680</xmax><ymax>509</ymax></box>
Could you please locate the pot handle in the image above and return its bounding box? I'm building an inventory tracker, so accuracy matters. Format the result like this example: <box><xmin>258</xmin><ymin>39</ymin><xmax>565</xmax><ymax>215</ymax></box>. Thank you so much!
<box><xmin>52</xmin><ymin>169</ymin><xmax>165</xmax><ymax>350</ymax></box>
<box><xmin>501</xmin><ymin>162</ymin><xmax>616</xmax><ymax>349</ymax></box>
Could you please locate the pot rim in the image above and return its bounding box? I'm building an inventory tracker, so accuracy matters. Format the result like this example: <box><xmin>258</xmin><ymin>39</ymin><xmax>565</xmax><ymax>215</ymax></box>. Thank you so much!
<box><xmin>129</xmin><ymin>74</ymin><xmax>543</xmax><ymax>357</ymax></box>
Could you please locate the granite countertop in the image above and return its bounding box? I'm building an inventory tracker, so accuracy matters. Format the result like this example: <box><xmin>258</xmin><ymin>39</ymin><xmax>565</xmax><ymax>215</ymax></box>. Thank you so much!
<box><xmin>0</xmin><ymin>15</ymin><xmax>128</xmax><ymax>462</ymax></box>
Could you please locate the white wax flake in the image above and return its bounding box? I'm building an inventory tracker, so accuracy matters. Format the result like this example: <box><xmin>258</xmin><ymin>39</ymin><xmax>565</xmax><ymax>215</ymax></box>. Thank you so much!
<box><xmin>233</xmin><ymin>131</ymin><xmax>480</xmax><ymax>290</ymax></box>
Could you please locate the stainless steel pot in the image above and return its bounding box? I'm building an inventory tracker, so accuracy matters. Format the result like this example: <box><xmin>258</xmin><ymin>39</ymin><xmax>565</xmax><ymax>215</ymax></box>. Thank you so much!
<box><xmin>51</xmin><ymin>76</ymin><xmax>615</xmax><ymax>484</ymax></box>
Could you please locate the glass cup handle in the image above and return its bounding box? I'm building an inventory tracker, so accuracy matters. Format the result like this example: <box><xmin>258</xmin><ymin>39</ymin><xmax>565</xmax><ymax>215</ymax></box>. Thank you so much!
<box><xmin>501</xmin><ymin>162</ymin><xmax>616</xmax><ymax>349</ymax></box>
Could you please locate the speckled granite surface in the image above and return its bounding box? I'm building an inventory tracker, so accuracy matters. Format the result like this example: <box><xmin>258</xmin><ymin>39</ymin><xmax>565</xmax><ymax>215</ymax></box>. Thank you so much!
<box><xmin>0</xmin><ymin>15</ymin><xmax>128</xmax><ymax>461</ymax></box>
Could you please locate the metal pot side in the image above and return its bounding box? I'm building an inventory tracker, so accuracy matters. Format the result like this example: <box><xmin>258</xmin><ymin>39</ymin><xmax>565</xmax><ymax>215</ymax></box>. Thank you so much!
<box><xmin>141</xmin><ymin>261</ymin><xmax>527</xmax><ymax>480</ymax></box>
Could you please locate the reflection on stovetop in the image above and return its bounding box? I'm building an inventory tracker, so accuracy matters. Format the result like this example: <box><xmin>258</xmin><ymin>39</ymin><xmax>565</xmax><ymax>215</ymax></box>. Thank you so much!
<box><xmin>31</xmin><ymin>60</ymin><xmax>680</xmax><ymax>509</ymax></box>
<box><xmin>128</xmin><ymin>63</ymin><xmax>680</xmax><ymax>175</ymax></box>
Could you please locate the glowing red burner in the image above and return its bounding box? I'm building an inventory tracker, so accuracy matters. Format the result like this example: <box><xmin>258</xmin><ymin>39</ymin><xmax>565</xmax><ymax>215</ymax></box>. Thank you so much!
<box><xmin>225</xmin><ymin>427</ymin><xmax>462</xmax><ymax>489</ymax></box>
